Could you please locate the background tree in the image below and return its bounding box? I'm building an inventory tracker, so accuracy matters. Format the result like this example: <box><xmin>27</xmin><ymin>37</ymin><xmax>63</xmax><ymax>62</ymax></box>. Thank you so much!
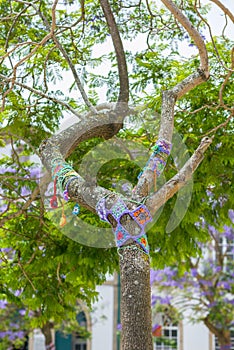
<box><xmin>0</xmin><ymin>298</ymin><xmax>29</xmax><ymax>350</ymax></box>
<box><xmin>0</xmin><ymin>1</ymin><xmax>233</xmax><ymax>350</ymax></box>
<box><xmin>151</xmin><ymin>209</ymin><xmax>234</xmax><ymax>350</ymax></box>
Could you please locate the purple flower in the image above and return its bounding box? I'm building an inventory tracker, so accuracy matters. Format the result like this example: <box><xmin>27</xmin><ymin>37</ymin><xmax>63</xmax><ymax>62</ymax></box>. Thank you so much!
<box><xmin>15</xmin><ymin>331</ymin><xmax>25</xmax><ymax>339</ymax></box>
<box><xmin>228</xmin><ymin>209</ymin><xmax>234</xmax><ymax>223</ymax></box>
<box><xmin>160</xmin><ymin>295</ymin><xmax>172</xmax><ymax>304</ymax></box>
<box><xmin>217</xmin><ymin>281</ymin><xmax>231</xmax><ymax>290</ymax></box>
<box><xmin>206</xmin><ymin>189</ymin><xmax>213</xmax><ymax>197</ymax></box>
<box><xmin>18</xmin><ymin>309</ymin><xmax>26</xmax><ymax>316</ymax></box>
<box><xmin>164</xmin><ymin>267</ymin><xmax>176</xmax><ymax>278</ymax></box>
<box><xmin>0</xmin><ymin>167</ymin><xmax>16</xmax><ymax>174</ymax></box>
<box><xmin>213</xmin><ymin>266</ymin><xmax>222</xmax><ymax>273</ymax></box>
<box><xmin>151</xmin><ymin>295</ymin><xmax>172</xmax><ymax>305</ymax></box>
<box><xmin>29</xmin><ymin>168</ymin><xmax>40</xmax><ymax>179</ymax></box>
<box><xmin>208</xmin><ymin>225</ymin><xmax>217</xmax><ymax>236</ymax></box>
<box><xmin>151</xmin><ymin>295</ymin><xmax>159</xmax><ymax>306</ymax></box>
<box><xmin>0</xmin><ymin>204</ymin><xmax>7</xmax><ymax>213</ymax></box>
<box><xmin>191</xmin><ymin>268</ymin><xmax>198</xmax><ymax>277</ymax></box>
<box><xmin>21</xmin><ymin>186</ymin><xmax>31</xmax><ymax>196</ymax></box>
<box><xmin>0</xmin><ymin>331</ymin><xmax>7</xmax><ymax>338</ymax></box>
<box><xmin>222</xmin><ymin>225</ymin><xmax>234</xmax><ymax>239</ymax></box>
<box><xmin>199</xmin><ymin>279</ymin><xmax>213</xmax><ymax>287</ymax></box>
<box><xmin>150</xmin><ymin>270</ymin><xmax>163</xmax><ymax>284</ymax></box>
<box><xmin>8</xmin><ymin>332</ymin><xmax>17</xmax><ymax>341</ymax></box>
<box><xmin>208</xmin><ymin>301</ymin><xmax>217</xmax><ymax>308</ymax></box>
<box><xmin>14</xmin><ymin>290</ymin><xmax>22</xmax><ymax>297</ymax></box>
<box><xmin>117</xmin><ymin>323</ymin><xmax>122</xmax><ymax>331</ymax></box>
<box><xmin>201</xmin><ymin>290</ymin><xmax>214</xmax><ymax>296</ymax></box>
<box><xmin>121</xmin><ymin>182</ymin><xmax>132</xmax><ymax>193</ymax></box>
<box><xmin>9</xmin><ymin>323</ymin><xmax>19</xmax><ymax>329</ymax></box>
<box><xmin>0</xmin><ymin>300</ymin><xmax>7</xmax><ymax>309</ymax></box>
<box><xmin>1</xmin><ymin>248</ymin><xmax>12</xmax><ymax>253</ymax></box>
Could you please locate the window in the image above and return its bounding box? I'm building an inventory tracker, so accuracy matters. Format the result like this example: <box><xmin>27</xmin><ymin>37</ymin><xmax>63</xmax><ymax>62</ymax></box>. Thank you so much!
<box><xmin>154</xmin><ymin>324</ymin><xmax>178</xmax><ymax>350</ymax></box>
<box><xmin>213</xmin><ymin>233</ymin><xmax>234</xmax><ymax>273</ymax></box>
<box><xmin>72</xmin><ymin>311</ymin><xmax>88</xmax><ymax>350</ymax></box>
<box><xmin>73</xmin><ymin>339</ymin><xmax>87</xmax><ymax>350</ymax></box>
<box><xmin>152</xmin><ymin>304</ymin><xmax>179</xmax><ymax>350</ymax></box>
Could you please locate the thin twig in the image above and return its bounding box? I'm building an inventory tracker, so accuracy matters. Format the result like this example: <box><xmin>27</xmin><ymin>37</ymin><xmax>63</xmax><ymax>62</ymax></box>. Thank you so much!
<box><xmin>200</xmin><ymin>112</ymin><xmax>233</xmax><ymax>137</ymax></box>
<box><xmin>0</xmin><ymin>185</ymin><xmax>40</xmax><ymax>227</ymax></box>
<box><xmin>57</xmin><ymin>263</ymin><xmax>62</xmax><ymax>285</ymax></box>
<box><xmin>18</xmin><ymin>252</ymin><xmax>37</xmax><ymax>292</ymax></box>
<box><xmin>194</xmin><ymin>5</ymin><xmax>234</xmax><ymax>73</ymax></box>
<box><xmin>4</xmin><ymin>4</ymin><xmax>31</xmax><ymax>51</ymax></box>
<box><xmin>219</xmin><ymin>47</ymin><xmax>234</xmax><ymax>104</ymax></box>
<box><xmin>0</xmin><ymin>74</ymin><xmax>81</xmax><ymax>118</ymax></box>
<box><xmin>33</xmin><ymin>2</ymin><xmax>97</xmax><ymax>113</ymax></box>
<box><xmin>1</xmin><ymin>1</ymin><xmax>59</xmax><ymax>111</ymax></box>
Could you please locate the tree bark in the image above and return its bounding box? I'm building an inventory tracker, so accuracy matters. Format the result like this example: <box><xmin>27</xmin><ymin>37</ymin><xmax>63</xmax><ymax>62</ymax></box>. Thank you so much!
<box><xmin>119</xmin><ymin>246</ymin><xmax>153</xmax><ymax>350</ymax></box>
<box><xmin>217</xmin><ymin>331</ymin><xmax>231</xmax><ymax>350</ymax></box>
<box><xmin>204</xmin><ymin>317</ymin><xmax>231</xmax><ymax>350</ymax></box>
<box><xmin>41</xmin><ymin>321</ymin><xmax>55</xmax><ymax>350</ymax></box>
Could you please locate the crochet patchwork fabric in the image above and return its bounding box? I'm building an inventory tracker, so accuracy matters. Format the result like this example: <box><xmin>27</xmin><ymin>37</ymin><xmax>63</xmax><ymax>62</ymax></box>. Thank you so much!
<box><xmin>96</xmin><ymin>197</ymin><xmax>152</xmax><ymax>254</ymax></box>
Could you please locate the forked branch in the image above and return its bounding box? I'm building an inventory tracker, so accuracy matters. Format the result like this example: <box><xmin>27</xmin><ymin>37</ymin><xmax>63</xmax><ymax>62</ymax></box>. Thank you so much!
<box><xmin>133</xmin><ymin>0</ymin><xmax>210</xmax><ymax>201</ymax></box>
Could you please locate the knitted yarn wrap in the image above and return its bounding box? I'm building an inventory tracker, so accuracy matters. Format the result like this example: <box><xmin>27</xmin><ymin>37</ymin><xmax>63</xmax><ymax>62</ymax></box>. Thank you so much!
<box><xmin>138</xmin><ymin>139</ymin><xmax>171</xmax><ymax>179</ymax></box>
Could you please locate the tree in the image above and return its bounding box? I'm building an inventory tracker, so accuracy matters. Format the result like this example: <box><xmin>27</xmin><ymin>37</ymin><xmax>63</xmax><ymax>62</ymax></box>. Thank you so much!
<box><xmin>151</xmin><ymin>209</ymin><xmax>234</xmax><ymax>350</ymax></box>
<box><xmin>0</xmin><ymin>1</ymin><xmax>233</xmax><ymax>350</ymax></box>
<box><xmin>0</xmin><ymin>299</ymin><xmax>29</xmax><ymax>350</ymax></box>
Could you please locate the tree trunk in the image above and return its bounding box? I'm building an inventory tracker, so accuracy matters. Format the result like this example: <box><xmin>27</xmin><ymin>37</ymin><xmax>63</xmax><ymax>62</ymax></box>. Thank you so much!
<box><xmin>218</xmin><ymin>330</ymin><xmax>231</xmax><ymax>350</ymax></box>
<box><xmin>204</xmin><ymin>318</ymin><xmax>231</xmax><ymax>350</ymax></box>
<box><xmin>119</xmin><ymin>245</ymin><xmax>153</xmax><ymax>350</ymax></box>
<box><xmin>41</xmin><ymin>322</ymin><xmax>55</xmax><ymax>350</ymax></box>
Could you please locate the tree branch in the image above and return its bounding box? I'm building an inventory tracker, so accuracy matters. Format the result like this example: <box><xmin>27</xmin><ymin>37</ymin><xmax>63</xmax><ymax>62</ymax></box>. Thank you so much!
<box><xmin>38</xmin><ymin>108</ymin><xmax>129</xmax><ymax>213</ymax></box>
<box><xmin>161</xmin><ymin>0</ymin><xmax>209</xmax><ymax>73</ymax></box>
<box><xmin>146</xmin><ymin>136</ymin><xmax>214</xmax><ymax>214</ymax></box>
<box><xmin>100</xmin><ymin>0</ymin><xmax>129</xmax><ymax>106</ymax></box>
<box><xmin>42</xmin><ymin>109</ymin><xmax>125</xmax><ymax>158</ymax></box>
<box><xmin>132</xmin><ymin>0</ymin><xmax>210</xmax><ymax>201</ymax></box>
<box><xmin>194</xmin><ymin>5</ymin><xmax>233</xmax><ymax>73</ymax></box>
<box><xmin>209</xmin><ymin>0</ymin><xmax>234</xmax><ymax>23</ymax></box>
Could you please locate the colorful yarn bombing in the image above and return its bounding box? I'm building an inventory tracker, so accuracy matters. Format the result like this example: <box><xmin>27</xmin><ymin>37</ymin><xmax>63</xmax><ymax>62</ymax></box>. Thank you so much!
<box><xmin>50</xmin><ymin>158</ymin><xmax>81</xmax><ymax>226</ymax></box>
<box><xmin>96</xmin><ymin>197</ymin><xmax>152</xmax><ymax>254</ymax></box>
<box><xmin>138</xmin><ymin>139</ymin><xmax>171</xmax><ymax>180</ymax></box>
